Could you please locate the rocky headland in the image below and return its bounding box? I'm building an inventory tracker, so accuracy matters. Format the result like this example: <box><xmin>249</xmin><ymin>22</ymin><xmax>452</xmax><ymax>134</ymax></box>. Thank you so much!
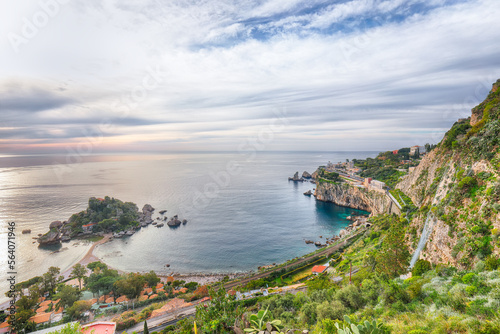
<box><xmin>314</xmin><ymin>181</ymin><xmax>392</xmax><ymax>215</ymax></box>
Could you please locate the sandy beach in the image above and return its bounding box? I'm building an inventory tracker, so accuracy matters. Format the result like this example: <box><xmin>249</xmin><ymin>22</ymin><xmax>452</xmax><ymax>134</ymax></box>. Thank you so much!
<box><xmin>60</xmin><ymin>234</ymin><xmax>113</xmax><ymax>280</ymax></box>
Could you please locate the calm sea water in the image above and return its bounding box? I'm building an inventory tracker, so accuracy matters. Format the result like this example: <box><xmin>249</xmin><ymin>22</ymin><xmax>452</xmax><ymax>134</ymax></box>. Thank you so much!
<box><xmin>0</xmin><ymin>152</ymin><xmax>376</xmax><ymax>302</ymax></box>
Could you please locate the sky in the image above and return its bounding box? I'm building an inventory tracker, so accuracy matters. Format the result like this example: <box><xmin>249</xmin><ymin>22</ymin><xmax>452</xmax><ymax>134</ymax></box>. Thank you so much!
<box><xmin>1</xmin><ymin>0</ymin><xmax>499</xmax><ymax>154</ymax></box>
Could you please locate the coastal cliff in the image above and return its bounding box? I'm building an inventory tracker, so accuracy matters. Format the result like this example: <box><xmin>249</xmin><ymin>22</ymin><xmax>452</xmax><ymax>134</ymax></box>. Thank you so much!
<box><xmin>314</xmin><ymin>181</ymin><xmax>391</xmax><ymax>215</ymax></box>
<box><xmin>396</xmin><ymin>79</ymin><xmax>500</xmax><ymax>267</ymax></box>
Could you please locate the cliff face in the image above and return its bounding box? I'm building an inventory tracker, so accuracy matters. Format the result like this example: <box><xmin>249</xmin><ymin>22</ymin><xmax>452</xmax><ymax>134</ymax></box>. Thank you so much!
<box><xmin>397</xmin><ymin>79</ymin><xmax>500</xmax><ymax>268</ymax></box>
<box><xmin>315</xmin><ymin>181</ymin><xmax>392</xmax><ymax>215</ymax></box>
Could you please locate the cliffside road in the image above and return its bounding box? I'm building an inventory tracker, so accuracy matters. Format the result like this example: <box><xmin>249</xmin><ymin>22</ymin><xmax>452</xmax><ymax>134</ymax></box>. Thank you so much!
<box><xmin>386</xmin><ymin>191</ymin><xmax>402</xmax><ymax>210</ymax></box>
<box><xmin>222</xmin><ymin>231</ymin><xmax>364</xmax><ymax>291</ymax></box>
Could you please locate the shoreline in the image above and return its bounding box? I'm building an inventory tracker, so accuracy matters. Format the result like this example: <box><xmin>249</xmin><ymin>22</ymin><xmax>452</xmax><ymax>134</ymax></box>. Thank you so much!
<box><xmin>60</xmin><ymin>233</ymin><xmax>115</xmax><ymax>280</ymax></box>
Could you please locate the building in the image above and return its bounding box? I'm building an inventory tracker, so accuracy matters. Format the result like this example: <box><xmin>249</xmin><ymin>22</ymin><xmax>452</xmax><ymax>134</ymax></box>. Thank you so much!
<box><xmin>371</xmin><ymin>180</ymin><xmax>386</xmax><ymax>190</ymax></box>
<box><xmin>29</xmin><ymin>312</ymin><xmax>54</xmax><ymax>327</ymax></box>
<box><xmin>363</xmin><ymin>178</ymin><xmax>372</xmax><ymax>187</ymax></box>
<box><xmin>82</xmin><ymin>321</ymin><xmax>116</xmax><ymax>334</ymax></box>
<box><xmin>311</xmin><ymin>265</ymin><xmax>328</xmax><ymax>275</ymax></box>
<box><xmin>410</xmin><ymin>145</ymin><xmax>426</xmax><ymax>156</ymax></box>
<box><xmin>410</xmin><ymin>145</ymin><xmax>419</xmax><ymax>156</ymax></box>
<box><xmin>392</xmin><ymin>150</ymin><xmax>399</xmax><ymax>154</ymax></box>
<box><xmin>0</xmin><ymin>321</ymin><xmax>10</xmax><ymax>334</ymax></box>
<box><xmin>82</xmin><ymin>223</ymin><xmax>96</xmax><ymax>234</ymax></box>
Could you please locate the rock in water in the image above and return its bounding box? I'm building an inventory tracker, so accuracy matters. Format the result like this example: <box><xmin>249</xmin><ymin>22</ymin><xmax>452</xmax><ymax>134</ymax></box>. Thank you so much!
<box><xmin>303</xmin><ymin>190</ymin><xmax>312</xmax><ymax>196</ymax></box>
<box><xmin>302</xmin><ymin>171</ymin><xmax>312</xmax><ymax>179</ymax></box>
<box><xmin>38</xmin><ymin>229</ymin><xmax>61</xmax><ymax>245</ymax></box>
<box><xmin>167</xmin><ymin>217</ymin><xmax>182</xmax><ymax>227</ymax></box>
<box><xmin>288</xmin><ymin>171</ymin><xmax>303</xmax><ymax>182</ymax></box>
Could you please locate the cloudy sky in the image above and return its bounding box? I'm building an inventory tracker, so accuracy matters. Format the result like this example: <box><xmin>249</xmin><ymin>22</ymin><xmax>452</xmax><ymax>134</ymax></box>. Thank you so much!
<box><xmin>1</xmin><ymin>0</ymin><xmax>499</xmax><ymax>154</ymax></box>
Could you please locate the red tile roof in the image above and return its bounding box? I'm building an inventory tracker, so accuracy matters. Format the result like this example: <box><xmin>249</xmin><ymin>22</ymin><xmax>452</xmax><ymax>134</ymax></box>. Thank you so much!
<box><xmin>311</xmin><ymin>265</ymin><xmax>328</xmax><ymax>274</ymax></box>
<box><xmin>82</xmin><ymin>321</ymin><xmax>116</xmax><ymax>334</ymax></box>
<box><xmin>29</xmin><ymin>312</ymin><xmax>53</xmax><ymax>324</ymax></box>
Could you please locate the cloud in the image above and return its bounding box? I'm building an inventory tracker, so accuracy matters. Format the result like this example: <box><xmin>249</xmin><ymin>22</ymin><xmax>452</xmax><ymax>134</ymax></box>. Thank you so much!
<box><xmin>0</xmin><ymin>82</ymin><xmax>75</xmax><ymax>112</ymax></box>
<box><xmin>0</xmin><ymin>0</ymin><xmax>499</xmax><ymax>153</ymax></box>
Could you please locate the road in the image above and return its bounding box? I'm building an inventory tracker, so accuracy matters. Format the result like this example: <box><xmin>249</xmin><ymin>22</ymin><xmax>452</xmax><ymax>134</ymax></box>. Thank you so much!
<box><xmin>222</xmin><ymin>231</ymin><xmax>363</xmax><ymax>291</ymax></box>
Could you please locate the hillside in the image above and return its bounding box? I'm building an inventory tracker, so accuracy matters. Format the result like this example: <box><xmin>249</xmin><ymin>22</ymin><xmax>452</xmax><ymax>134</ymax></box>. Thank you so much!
<box><xmin>397</xmin><ymin>79</ymin><xmax>500</xmax><ymax>268</ymax></box>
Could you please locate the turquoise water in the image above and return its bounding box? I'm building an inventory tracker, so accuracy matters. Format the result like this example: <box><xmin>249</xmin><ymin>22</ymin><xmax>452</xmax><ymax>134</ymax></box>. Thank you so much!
<box><xmin>0</xmin><ymin>152</ymin><xmax>374</xmax><ymax>301</ymax></box>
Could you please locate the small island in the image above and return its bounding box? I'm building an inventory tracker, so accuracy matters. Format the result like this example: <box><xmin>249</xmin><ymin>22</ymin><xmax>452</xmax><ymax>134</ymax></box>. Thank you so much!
<box><xmin>37</xmin><ymin>197</ymin><xmax>187</xmax><ymax>246</ymax></box>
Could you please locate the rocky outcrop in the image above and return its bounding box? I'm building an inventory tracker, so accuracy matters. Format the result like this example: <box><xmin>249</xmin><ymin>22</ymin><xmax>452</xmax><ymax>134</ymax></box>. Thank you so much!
<box><xmin>167</xmin><ymin>215</ymin><xmax>182</xmax><ymax>227</ymax></box>
<box><xmin>288</xmin><ymin>171</ymin><xmax>303</xmax><ymax>182</ymax></box>
<box><xmin>314</xmin><ymin>181</ymin><xmax>391</xmax><ymax>215</ymax></box>
<box><xmin>139</xmin><ymin>204</ymin><xmax>155</xmax><ymax>224</ymax></box>
<box><xmin>302</xmin><ymin>171</ymin><xmax>312</xmax><ymax>179</ymax></box>
<box><xmin>49</xmin><ymin>220</ymin><xmax>63</xmax><ymax>229</ymax></box>
<box><xmin>38</xmin><ymin>228</ymin><xmax>61</xmax><ymax>246</ymax></box>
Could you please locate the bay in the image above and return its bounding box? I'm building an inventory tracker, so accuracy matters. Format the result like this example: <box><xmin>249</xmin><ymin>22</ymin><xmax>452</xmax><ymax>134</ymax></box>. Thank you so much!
<box><xmin>0</xmin><ymin>151</ymin><xmax>376</xmax><ymax>303</ymax></box>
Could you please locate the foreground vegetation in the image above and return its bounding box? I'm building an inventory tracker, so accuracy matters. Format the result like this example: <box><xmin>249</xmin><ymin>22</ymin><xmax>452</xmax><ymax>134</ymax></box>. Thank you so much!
<box><xmin>162</xmin><ymin>215</ymin><xmax>499</xmax><ymax>334</ymax></box>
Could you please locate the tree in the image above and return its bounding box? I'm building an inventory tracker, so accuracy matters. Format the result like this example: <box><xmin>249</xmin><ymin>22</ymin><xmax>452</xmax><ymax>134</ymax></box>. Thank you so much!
<box><xmin>42</xmin><ymin>266</ymin><xmax>61</xmax><ymax>296</ymax></box>
<box><xmin>9</xmin><ymin>295</ymin><xmax>38</xmax><ymax>332</ymax></box>
<box><xmin>412</xmin><ymin>259</ymin><xmax>431</xmax><ymax>277</ymax></box>
<box><xmin>144</xmin><ymin>320</ymin><xmax>149</xmax><ymax>334</ymax></box>
<box><xmin>375</xmin><ymin>217</ymin><xmax>410</xmax><ymax>278</ymax></box>
<box><xmin>143</xmin><ymin>271</ymin><xmax>160</xmax><ymax>288</ymax></box>
<box><xmin>87</xmin><ymin>261</ymin><xmax>108</xmax><ymax>272</ymax></box>
<box><xmin>114</xmin><ymin>273</ymin><xmax>145</xmax><ymax>300</ymax></box>
<box><xmin>86</xmin><ymin>267</ymin><xmax>119</xmax><ymax>298</ymax></box>
<box><xmin>71</xmin><ymin>263</ymin><xmax>87</xmax><ymax>290</ymax></box>
<box><xmin>65</xmin><ymin>300</ymin><xmax>92</xmax><ymax>320</ymax></box>
<box><xmin>55</xmin><ymin>285</ymin><xmax>81</xmax><ymax>310</ymax></box>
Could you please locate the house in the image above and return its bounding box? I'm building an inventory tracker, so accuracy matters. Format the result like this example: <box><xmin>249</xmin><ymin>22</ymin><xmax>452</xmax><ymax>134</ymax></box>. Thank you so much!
<box><xmin>29</xmin><ymin>312</ymin><xmax>54</xmax><ymax>327</ymax></box>
<box><xmin>392</xmin><ymin>150</ymin><xmax>399</xmax><ymax>154</ymax></box>
<box><xmin>0</xmin><ymin>321</ymin><xmax>10</xmax><ymax>334</ymax></box>
<box><xmin>115</xmin><ymin>295</ymin><xmax>129</xmax><ymax>304</ymax></box>
<box><xmin>82</xmin><ymin>223</ymin><xmax>96</xmax><ymax>234</ymax></box>
<box><xmin>82</xmin><ymin>321</ymin><xmax>116</xmax><ymax>334</ymax></box>
<box><xmin>311</xmin><ymin>265</ymin><xmax>328</xmax><ymax>275</ymax></box>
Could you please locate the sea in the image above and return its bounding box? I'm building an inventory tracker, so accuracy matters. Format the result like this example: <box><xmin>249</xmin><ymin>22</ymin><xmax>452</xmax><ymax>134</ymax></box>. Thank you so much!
<box><xmin>0</xmin><ymin>151</ymin><xmax>377</xmax><ymax>303</ymax></box>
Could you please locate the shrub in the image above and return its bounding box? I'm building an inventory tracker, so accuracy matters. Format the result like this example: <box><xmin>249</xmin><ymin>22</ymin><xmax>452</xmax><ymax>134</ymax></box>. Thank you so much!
<box><xmin>462</xmin><ymin>273</ymin><xmax>477</xmax><ymax>284</ymax></box>
<box><xmin>316</xmin><ymin>300</ymin><xmax>346</xmax><ymax>321</ymax></box>
<box><xmin>412</xmin><ymin>259</ymin><xmax>431</xmax><ymax>277</ymax></box>
<box><xmin>485</xmin><ymin>256</ymin><xmax>500</xmax><ymax>270</ymax></box>
<box><xmin>465</xmin><ymin>285</ymin><xmax>477</xmax><ymax>296</ymax></box>
<box><xmin>335</xmin><ymin>284</ymin><xmax>365</xmax><ymax>310</ymax></box>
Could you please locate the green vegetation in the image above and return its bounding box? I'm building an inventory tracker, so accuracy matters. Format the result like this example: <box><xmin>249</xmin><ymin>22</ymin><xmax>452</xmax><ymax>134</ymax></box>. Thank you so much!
<box><xmin>354</xmin><ymin>148</ymin><xmax>425</xmax><ymax>188</ymax></box>
<box><xmin>67</xmin><ymin>196</ymin><xmax>140</xmax><ymax>235</ymax></box>
<box><xmin>317</xmin><ymin>168</ymin><xmax>342</xmax><ymax>183</ymax></box>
